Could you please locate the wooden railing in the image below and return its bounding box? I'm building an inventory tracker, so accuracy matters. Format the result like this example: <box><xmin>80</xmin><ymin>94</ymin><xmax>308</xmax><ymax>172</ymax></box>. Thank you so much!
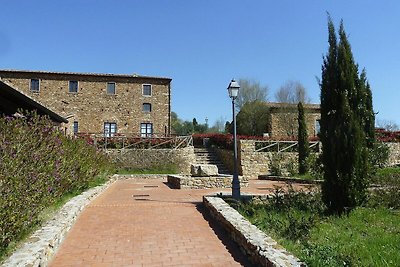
<box><xmin>77</xmin><ymin>133</ymin><xmax>193</xmax><ymax>150</ymax></box>
<box><xmin>255</xmin><ymin>140</ymin><xmax>321</xmax><ymax>153</ymax></box>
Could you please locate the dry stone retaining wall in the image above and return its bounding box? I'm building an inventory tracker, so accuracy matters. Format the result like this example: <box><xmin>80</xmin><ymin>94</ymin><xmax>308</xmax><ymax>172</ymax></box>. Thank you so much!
<box><xmin>239</xmin><ymin>140</ymin><xmax>298</xmax><ymax>179</ymax></box>
<box><xmin>203</xmin><ymin>196</ymin><xmax>304</xmax><ymax>267</ymax></box>
<box><xmin>239</xmin><ymin>140</ymin><xmax>400</xmax><ymax>179</ymax></box>
<box><xmin>215</xmin><ymin>148</ymin><xmax>237</xmax><ymax>174</ymax></box>
<box><xmin>386</xmin><ymin>142</ymin><xmax>400</xmax><ymax>166</ymax></box>
<box><xmin>167</xmin><ymin>175</ymin><xmax>248</xmax><ymax>189</ymax></box>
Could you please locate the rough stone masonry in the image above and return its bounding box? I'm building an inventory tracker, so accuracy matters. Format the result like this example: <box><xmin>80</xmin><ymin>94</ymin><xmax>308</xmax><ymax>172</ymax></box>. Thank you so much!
<box><xmin>0</xmin><ymin>70</ymin><xmax>171</xmax><ymax>135</ymax></box>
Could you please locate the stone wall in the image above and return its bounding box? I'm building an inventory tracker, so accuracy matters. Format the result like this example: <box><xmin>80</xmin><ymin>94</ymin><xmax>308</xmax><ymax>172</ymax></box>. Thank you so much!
<box><xmin>215</xmin><ymin>148</ymin><xmax>237</xmax><ymax>174</ymax></box>
<box><xmin>239</xmin><ymin>140</ymin><xmax>299</xmax><ymax>179</ymax></box>
<box><xmin>203</xmin><ymin>196</ymin><xmax>304</xmax><ymax>267</ymax></box>
<box><xmin>167</xmin><ymin>174</ymin><xmax>248</xmax><ymax>189</ymax></box>
<box><xmin>270</xmin><ymin>111</ymin><xmax>320</xmax><ymax>138</ymax></box>
<box><xmin>106</xmin><ymin>147</ymin><xmax>196</xmax><ymax>174</ymax></box>
<box><xmin>386</xmin><ymin>142</ymin><xmax>400</xmax><ymax>166</ymax></box>
<box><xmin>0</xmin><ymin>70</ymin><xmax>171</xmax><ymax>135</ymax></box>
<box><xmin>221</xmin><ymin>140</ymin><xmax>400</xmax><ymax>180</ymax></box>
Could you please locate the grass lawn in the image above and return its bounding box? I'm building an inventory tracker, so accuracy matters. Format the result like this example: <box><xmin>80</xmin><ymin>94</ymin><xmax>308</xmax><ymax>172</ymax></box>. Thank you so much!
<box><xmin>237</xmin><ymin>187</ymin><xmax>400</xmax><ymax>266</ymax></box>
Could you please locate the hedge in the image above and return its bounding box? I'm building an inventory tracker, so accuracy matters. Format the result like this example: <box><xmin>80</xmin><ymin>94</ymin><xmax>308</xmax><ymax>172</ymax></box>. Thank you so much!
<box><xmin>0</xmin><ymin>113</ymin><xmax>113</xmax><ymax>254</ymax></box>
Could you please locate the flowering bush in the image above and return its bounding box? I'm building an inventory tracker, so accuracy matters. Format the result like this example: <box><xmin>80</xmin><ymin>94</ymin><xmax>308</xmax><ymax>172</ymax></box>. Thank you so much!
<box><xmin>192</xmin><ymin>133</ymin><xmax>320</xmax><ymax>149</ymax></box>
<box><xmin>77</xmin><ymin>133</ymin><xmax>184</xmax><ymax>149</ymax></box>
<box><xmin>0</xmin><ymin>113</ymin><xmax>113</xmax><ymax>254</ymax></box>
<box><xmin>375</xmin><ymin>128</ymin><xmax>400</xmax><ymax>142</ymax></box>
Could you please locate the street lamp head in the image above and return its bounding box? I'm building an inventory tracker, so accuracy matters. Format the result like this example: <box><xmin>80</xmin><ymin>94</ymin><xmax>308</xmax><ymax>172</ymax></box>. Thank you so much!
<box><xmin>227</xmin><ymin>79</ymin><xmax>240</xmax><ymax>99</ymax></box>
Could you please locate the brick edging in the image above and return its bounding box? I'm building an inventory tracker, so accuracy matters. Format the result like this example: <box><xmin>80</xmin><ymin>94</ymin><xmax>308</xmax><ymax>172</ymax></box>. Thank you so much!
<box><xmin>203</xmin><ymin>196</ymin><xmax>305</xmax><ymax>267</ymax></box>
<box><xmin>1</xmin><ymin>179</ymin><xmax>115</xmax><ymax>267</ymax></box>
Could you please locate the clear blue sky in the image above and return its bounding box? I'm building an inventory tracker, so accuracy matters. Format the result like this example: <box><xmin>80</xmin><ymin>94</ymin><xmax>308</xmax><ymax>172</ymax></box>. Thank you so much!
<box><xmin>1</xmin><ymin>1</ymin><xmax>399</xmax><ymax>127</ymax></box>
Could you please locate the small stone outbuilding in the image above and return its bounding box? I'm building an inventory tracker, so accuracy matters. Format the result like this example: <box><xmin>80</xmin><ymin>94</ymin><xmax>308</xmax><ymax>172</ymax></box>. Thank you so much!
<box><xmin>265</xmin><ymin>102</ymin><xmax>320</xmax><ymax>138</ymax></box>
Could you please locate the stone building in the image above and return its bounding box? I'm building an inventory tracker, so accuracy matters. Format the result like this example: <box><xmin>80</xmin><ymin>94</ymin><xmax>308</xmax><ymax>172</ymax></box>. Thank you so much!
<box><xmin>265</xmin><ymin>102</ymin><xmax>320</xmax><ymax>138</ymax></box>
<box><xmin>0</xmin><ymin>70</ymin><xmax>172</xmax><ymax>136</ymax></box>
<box><xmin>0</xmin><ymin>80</ymin><xmax>67</xmax><ymax>126</ymax></box>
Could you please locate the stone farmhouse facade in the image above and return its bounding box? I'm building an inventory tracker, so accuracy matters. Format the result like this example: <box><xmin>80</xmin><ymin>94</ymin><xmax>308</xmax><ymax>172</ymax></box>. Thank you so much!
<box><xmin>0</xmin><ymin>80</ymin><xmax>67</xmax><ymax>125</ymax></box>
<box><xmin>265</xmin><ymin>102</ymin><xmax>320</xmax><ymax>138</ymax></box>
<box><xmin>0</xmin><ymin>70</ymin><xmax>171</xmax><ymax>136</ymax></box>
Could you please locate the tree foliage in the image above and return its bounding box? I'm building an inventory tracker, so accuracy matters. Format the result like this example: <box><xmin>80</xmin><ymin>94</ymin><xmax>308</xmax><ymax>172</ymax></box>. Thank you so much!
<box><xmin>320</xmin><ymin>17</ymin><xmax>374</xmax><ymax>214</ymax></box>
<box><xmin>171</xmin><ymin>112</ymin><xmax>208</xmax><ymax>135</ymax></box>
<box><xmin>298</xmin><ymin>102</ymin><xmax>309</xmax><ymax>174</ymax></box>
<box><xmin>236</xmin><ymin>101</ymin><xmax>270</xmax><ymax>136</ymax></box>
<box><xmin>376</xmin><ymin>119</ymin><xmax>399</xmax><ymax>132</ymax></box>
<box><xmin>236</xmin><ymin>79</ymin><xmax>268</xmax><ymax>110</ymax></box>
<box><xmin>275</xmin><ymin>80</ymin><xmax>310</xmax><ymax>104</ymax></box>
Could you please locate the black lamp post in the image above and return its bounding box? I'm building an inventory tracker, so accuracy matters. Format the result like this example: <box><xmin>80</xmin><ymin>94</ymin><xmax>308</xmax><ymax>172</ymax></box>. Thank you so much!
<box><xmin>227</xmin><ymin>79</ymin><xmax>240</xmax><ymax>200</ymax></box>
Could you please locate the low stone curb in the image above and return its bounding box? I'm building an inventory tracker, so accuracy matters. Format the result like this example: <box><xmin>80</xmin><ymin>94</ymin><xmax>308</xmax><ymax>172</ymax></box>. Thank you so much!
<box><xmin>1</xmin><ymin>179</ymin><xmax>115</xmax><ymax>267</ymax></box>
<box><xmin>203</xmin><ymin>196</ymin><xmax>305</xmax><ymax>267</ymax></box>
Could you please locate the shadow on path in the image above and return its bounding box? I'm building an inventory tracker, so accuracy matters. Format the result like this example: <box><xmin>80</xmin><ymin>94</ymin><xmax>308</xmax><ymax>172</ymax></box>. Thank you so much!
<box><xmin>196</xmin><ymin>203</ymin><xmax>256</xmax><ymax>267</ymax></box>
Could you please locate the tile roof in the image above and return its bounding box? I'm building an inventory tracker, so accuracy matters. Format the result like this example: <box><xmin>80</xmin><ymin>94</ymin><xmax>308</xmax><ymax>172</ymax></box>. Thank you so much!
<box><xmin>0</xmin><ymin>69</ymin><xmax>171</xmax><ymax>81</ymax></box>
<box><xmin>264</xmin><ymin>102</ymin><xmax>320</xmax><ymax>110</ymax></box>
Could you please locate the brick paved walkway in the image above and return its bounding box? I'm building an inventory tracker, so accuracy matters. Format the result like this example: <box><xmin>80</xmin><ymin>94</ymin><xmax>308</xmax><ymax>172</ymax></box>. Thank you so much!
<box><xmin>49</xmin><ymin>178</ymin><xmax>303</xmax><ymax>267</ymax></box>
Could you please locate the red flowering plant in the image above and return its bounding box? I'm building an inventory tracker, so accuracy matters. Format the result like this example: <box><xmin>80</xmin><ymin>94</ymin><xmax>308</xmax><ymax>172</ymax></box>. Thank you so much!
<box><xmin>375</xmin><ymin>128</ymin><xmax>400</xmax><ymax>142</ymax></box>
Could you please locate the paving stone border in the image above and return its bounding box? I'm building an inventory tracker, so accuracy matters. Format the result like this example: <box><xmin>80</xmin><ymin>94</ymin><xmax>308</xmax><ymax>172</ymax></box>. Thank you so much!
<box><xmin>203</xmin><ymin>196</ymin><xmax>305</xmax><ymax>267</ymax></box>
<box><xmin>1</xmin><ymin>178</ymin><xmax>116</xmax><ymax>267</ymax></box>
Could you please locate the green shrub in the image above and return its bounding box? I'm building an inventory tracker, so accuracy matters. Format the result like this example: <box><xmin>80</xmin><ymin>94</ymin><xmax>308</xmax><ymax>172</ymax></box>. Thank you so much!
<box><xmin>269</xmin><ymin>154</ymin><xmax>297</xmax><ymax>177</ymax></box>
<box><xmin>0</xmin><ymin>113</ymin><xmax>114</xmax><ymax>255</ymax></box>
<box><xmin>306</xmin><ymin>153</ymin><xmax>324</xmax><ymax>180</ymax></box>
<box><xmin>368</xmin><ymin>167</ymin><xmax>400</xmax><ymax>209</ymax></box>
<box><xmin>237</xmin><ymin>186</ymin><xmax>400</xmax><ymax>266</ymax></box>
<box><xmin>369</xmin><ymin>142</ymin><xmax>390</xmax><ymax>168</ymax></box>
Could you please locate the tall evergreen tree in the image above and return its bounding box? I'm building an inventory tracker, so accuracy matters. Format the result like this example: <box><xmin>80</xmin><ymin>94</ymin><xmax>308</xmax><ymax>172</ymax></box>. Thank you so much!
<box><xmin>320</xmin><ymin>17</ymin><xmax>371</xmax><ymax>213</ymax></box>
<box><xmin>298</xmin><ymin>102</ymin><xmax>309</xmax><ymax>174</ymax></box>
<box><xmin>360</xmin><ymin>69</ymin><xmax>375</xmax><ymax>148</ymax></box>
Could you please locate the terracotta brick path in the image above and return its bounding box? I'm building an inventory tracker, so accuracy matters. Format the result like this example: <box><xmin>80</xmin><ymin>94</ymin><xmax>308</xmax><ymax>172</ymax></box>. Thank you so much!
<box><xmin>49</xmin><ymin>178</ymin><xmax>304</xmax><ymax>267</ymax></box>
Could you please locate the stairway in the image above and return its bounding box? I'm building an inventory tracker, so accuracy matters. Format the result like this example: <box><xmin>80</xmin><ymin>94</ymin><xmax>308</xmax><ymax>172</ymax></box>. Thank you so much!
<box><xmin>194</xmin><ymin>148</ymin><xmax>231</xmax><ymax>175</ymax></box>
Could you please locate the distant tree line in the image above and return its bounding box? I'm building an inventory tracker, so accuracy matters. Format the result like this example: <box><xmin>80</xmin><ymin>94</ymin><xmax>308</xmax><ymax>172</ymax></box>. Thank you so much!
<box><xmin>171</xmin><ymin>112</ymin><xmax>228</xmax><ymax>135</ymax></box>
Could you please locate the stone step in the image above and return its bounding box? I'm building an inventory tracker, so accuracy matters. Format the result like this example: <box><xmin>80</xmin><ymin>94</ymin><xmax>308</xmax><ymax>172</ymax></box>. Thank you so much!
<box><xmin>195</xmin><ymin>154</ymin><xmax>218</xmax><ymax>158</ymax></box>
<box><xmin>196</xmin><ymin>160</ymin><xmax>219</xmax><ymax>163</ymax></box>
<box><xmin>193</xmin><ymin>148</ymin><xmax>231</xmax><ymax>175</ymax></box>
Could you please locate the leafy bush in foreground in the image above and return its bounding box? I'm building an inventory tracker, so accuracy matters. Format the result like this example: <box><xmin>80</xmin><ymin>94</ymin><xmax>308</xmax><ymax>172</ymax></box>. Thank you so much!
<box><xmin>0</xmin><ymin>113</ymin><xmax>113</xmax><ymax>253</ymax></box>
<box><xmin>237</xmin><ymin>186</ymin><xmax>400</xmax><ymax>266</ymax></box>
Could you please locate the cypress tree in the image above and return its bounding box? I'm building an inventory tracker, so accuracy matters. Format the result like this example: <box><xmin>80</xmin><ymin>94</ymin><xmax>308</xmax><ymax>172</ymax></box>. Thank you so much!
<box><xmin>360</xmin><ymin>69</ymin><xmax>375</xmax><ymax>148</ymax></box>
<box><xmin>320</xmin><ymin>18</ymin><xmax>370</xmax><ymax>213</ymax></box>
<box><xmin>298</xmin><ymin>102</ymin><xmax>309</xmax><ymax>174</ymax></box>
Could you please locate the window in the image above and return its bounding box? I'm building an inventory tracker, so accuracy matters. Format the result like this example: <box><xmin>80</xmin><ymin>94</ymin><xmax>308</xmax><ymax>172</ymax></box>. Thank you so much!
<box><xmin>141</xmin><ymin>123</ymin><xmax>153</xmax><ymax>137</ymax></box>
<box><xmin>107</xmin><ymin>82</ymin><xmax>116</xmax><ymax>95</ymax></box>
<box><xmin>69</xmin><ymin>81</ymin><xmax>78</xmax><ymax>93</ymax></box>
<box><xmin>73</xmin><ymin>121</ymin><xmax>79</xmax><ymax>134</ymax></box>
<box><xmin>104</xmin><ymin>122</ymin><xmax>117</xmax><ymax>137</ymax></box>
<box><xmin>142</xmin><ymin>84</ymin><xmax>152</xmax><ymax>96</ymax></box>
<box><xmin>30</xmin><ymin>79</ymin><xmax>40</xmax><ymax>92</ymax></box>
<box><xmin>315</xmin><ymin>119</ymin><xmax>321</xmax><ymax>136</ymax></box>
<box><xmin>143</xmin><ymin>103</ymin><xmax>152</xmax><ymax>112</ymax></box>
